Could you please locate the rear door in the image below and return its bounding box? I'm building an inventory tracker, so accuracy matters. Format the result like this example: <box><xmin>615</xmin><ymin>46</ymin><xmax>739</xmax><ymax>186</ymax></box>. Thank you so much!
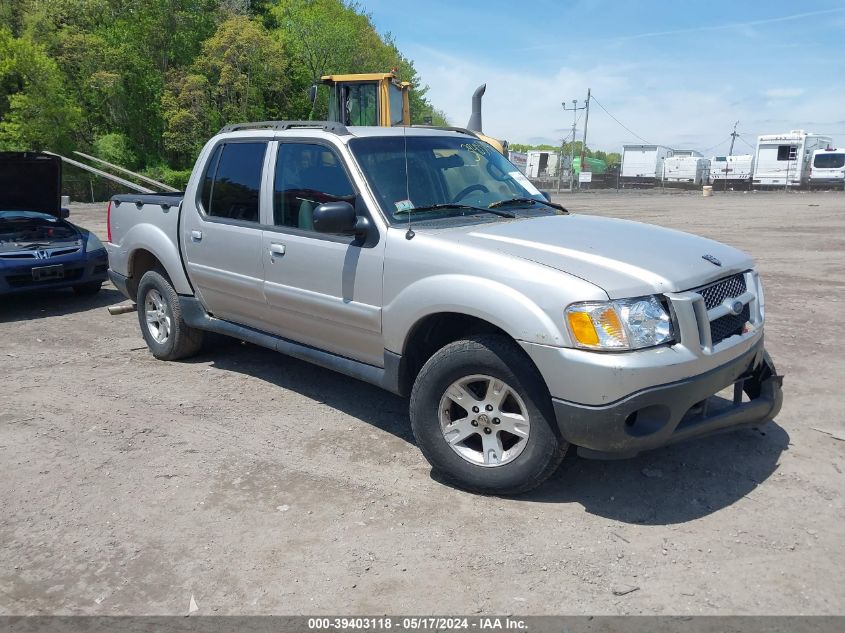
<box><xmin>182</xmin><ymin>139</ymin><xmax>274</xmax><ymax>332</ymax></box>
<box><xmin>259</xmin><ymin>140</ymin><xmax>385</xmax><ymax>366</ymax></box>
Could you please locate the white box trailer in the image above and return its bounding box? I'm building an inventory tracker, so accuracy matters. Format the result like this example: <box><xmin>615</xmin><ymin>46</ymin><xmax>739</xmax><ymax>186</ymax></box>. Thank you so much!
<box><xmin>710</xmin><ymin>154</ymin><xmax>754</xmax><ymax>185</ymax></box>
<box><xmin>664</xmin><ymin>156</ymin><xmax>710</xmax><ymax>184</ymax></box>
<box><xmin>753</xmin><ymin>130</ymin><xmax>832</xmax><ymax>187</ymax></box>
<box><xmin>525</xmin><ymin>150</ymin><xmax>559</xmax><ymax>179</ymax></box>
<box><xmin>809</xmin><ymin>148</ymin><xmax>845</xmax><ymax>188</ymax></box>
<box><xmin>621</xmin><ymin>144</ymin><xmax>672</xmax><ymax>185</ymax></box>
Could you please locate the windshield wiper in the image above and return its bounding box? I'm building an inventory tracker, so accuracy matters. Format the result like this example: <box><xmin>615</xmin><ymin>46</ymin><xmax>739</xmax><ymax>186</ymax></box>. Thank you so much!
<box><xmin>396</xmin><ymin>203</ymin><xmax>515</xmax><ymax>219</ymax></box>
<box><xmin>488</xmin><ymin>197</ymin><xmax>568</xmax><ymax>213</ymax></box>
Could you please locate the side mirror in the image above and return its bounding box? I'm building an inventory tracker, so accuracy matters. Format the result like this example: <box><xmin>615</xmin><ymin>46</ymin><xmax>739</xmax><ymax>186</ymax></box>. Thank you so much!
<box><xmin>60</xmin><ymin>207</ymin><xmax>70</xmax><ymax>219</ymax></box>
<box><xmin>313</xmin><ymin>201</ymin><xmax>358</xmax><ymax>234</ymax></box>
<box><xmin>540</xmin><ymin>191</ymin><xmax>552</xmax><ymax>202</ymax></box>
<box><xmin>308</xmin><ymin>84</ymin><xmax>318</xmax><ymax>105</ymax></box>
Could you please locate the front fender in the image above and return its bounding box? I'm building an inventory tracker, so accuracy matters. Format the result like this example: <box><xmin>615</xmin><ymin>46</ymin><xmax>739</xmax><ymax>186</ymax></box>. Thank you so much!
<box><xmin>383</xmin><ymin>274</ymin><xmax>568</xmax><ymax>354</ymax></box>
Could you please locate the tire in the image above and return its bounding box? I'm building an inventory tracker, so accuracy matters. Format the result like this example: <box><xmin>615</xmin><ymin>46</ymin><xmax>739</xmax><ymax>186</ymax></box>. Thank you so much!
<box><xmin>136</xmin><ymin>270</ymin><xmax>203</xmax><ymax>361</ymax></box>
<box><xmin>410</xmin><ymin>334</ymin><xmax>566</xmax><ymax>495</ymax></box>
<box><xmin>72</xmin><ymin>281</ymin><xmax>102</xmax><ymax>295</ymax></box>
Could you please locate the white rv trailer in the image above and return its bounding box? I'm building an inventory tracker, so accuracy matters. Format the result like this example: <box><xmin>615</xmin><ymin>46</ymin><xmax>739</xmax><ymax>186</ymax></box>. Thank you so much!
<box><xmin>710</xmin><ymin>154</ymin><xmax>754</xmax><ymax>186</ymax></box>
<box><xmin>809</xmin><ymin>147</ymin><xmax>845</xmax><ymax>188</ymax></box>
<box><xmin>669</xmin><ymin>149</ymin><xmax>703</xmax><ymax>158</ymax></box>
<box><xmin>525</xmin><ymin>150</ymin><xmax>560</xmax><ymax>179</ymax></box>
<box><xmin>753</xmin><ymin>130</ymin><xmax>832</xmax><ymax>187</ymax></box>
<box><xmin>664</xmin><ymin>156</ymin><xmax>710</xmax><ymax>184</ymax></box>
<box><xmin>621</xmin><ymin>144</ymin><xmax>673</xmax><ymax>185</ymax></box>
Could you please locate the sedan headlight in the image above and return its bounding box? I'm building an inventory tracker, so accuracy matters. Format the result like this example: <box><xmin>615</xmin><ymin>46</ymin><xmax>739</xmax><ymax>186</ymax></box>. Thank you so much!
<box><xmin>85</xmin><ymin>232</ymin><xmax>105</xmax><ymax>252</ymax></box>
<box><xmin>565</xmin><ymin>296</ymin><xmax>674</xmax><ymax>351</ymax></box>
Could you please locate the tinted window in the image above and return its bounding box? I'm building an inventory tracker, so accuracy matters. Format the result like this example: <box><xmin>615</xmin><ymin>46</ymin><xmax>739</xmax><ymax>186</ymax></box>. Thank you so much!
<box><xmin>814</xmin><ymin>153</ymin><xmax>845</xmax><ymax>169</ymax></box>
<box><xmin>273</xmin><ymin>143</ymin><xmax>355</xmax><ymax>231</ymax></box>
<box><xmin>389</xmin><ymin>84</ymin><xmax>404</xmax><ymax>125</ymax></box>
<box><xmin>343</xmin><ymin>83</ymin><xmax>378</xmax><ymax>126</ymax></box>
<box><xmin>200</xmin><ymin>145</ymin><xmax>222</xmax><ymax>213</ymax></box>
<box><xmin>203</xmin><ymin>142</ymin><xmax>266</xmax><ymax>222</ymax></box>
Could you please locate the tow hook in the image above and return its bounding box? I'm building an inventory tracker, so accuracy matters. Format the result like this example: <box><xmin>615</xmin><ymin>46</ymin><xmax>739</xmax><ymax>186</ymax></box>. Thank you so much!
<box><xmin>107</xmin><ymin>303</ymin><xmax>137</xmax><ymax>316</ymax></box>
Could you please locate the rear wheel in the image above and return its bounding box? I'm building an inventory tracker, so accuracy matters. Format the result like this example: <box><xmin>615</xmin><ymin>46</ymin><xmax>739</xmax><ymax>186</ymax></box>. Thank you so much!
<box><xmin>410</xmin><ymin>334</ymin><xmax>566</xmax><ymax>495</ymax></box>
<box><xmin>136</xmin><ymin>270</ymin><xmax>203</xmax><ymax>360</ymax></box>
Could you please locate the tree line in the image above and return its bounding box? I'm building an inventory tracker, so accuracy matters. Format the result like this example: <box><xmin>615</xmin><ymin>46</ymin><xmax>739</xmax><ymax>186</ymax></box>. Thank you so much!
<box><xmin>0</xmin><ymin>0</ymin><xmax>448</xmax><ymax>186</ymax></box>
<box><xmin>508</xmin><ymin>141</ymin><xmax>622</xmax><ymax>167</ymax></box>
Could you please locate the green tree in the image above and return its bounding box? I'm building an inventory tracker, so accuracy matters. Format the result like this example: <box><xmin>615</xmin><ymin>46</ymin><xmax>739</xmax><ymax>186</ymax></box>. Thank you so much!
<box><xmin>0</xmin><ymin>28</ymin><xmax>82</xmax><ymax>152</ymax></box>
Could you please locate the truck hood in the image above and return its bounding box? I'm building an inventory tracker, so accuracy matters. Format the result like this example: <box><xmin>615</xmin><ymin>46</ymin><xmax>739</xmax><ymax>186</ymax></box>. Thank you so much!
<box><xmin>439</xmin><ymin>214</ymin><xmax>753</xmax><ymax>298</ymax></box>
<box><xmin>0</xmin><ymin>152</ymin><xmax>62</xmax><ymax>217</ymax></box>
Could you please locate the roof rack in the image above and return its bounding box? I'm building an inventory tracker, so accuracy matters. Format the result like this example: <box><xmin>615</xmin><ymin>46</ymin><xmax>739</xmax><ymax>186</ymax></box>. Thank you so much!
<box><xmin>412</xmin><ymin>125</ymin><xmax>477</xmax><ymax>136</ymax></box>
<box><xmin>218</xmin><ymin>120</ymin><xmax>350</xmax><ymax>135</ymax></box>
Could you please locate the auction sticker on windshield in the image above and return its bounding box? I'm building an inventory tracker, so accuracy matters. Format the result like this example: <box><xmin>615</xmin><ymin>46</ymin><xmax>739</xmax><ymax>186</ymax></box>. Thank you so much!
<box><xmin>394</xmin><ymin>199</ymin><xmax>414</xmax><ymax>212</ymax></box>
<box><xmin>508</xmin><ymin>171</ymin><xmax>542</xmax><ymax>195</ymax></box>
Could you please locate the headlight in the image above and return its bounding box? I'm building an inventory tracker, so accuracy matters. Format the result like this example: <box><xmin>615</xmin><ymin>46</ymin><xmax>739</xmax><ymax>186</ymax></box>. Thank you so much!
<box><xmin>566</xmin><ymin>296</ymin><xmax>674</xmax><ymax>351</ymax></box>
<box><xmin>85</xmin><ymin>232</ymin><xmax>104</xmax><ymax>252</ymax></box>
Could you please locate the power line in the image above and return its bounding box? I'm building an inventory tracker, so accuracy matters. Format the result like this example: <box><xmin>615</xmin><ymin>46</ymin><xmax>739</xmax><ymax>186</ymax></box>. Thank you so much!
<box><xmin>700</xmin><ymin>136</ymin><xmax>733</xmax><ymax>154</ymax></box>
<box><xmin>737</xmin><ymin>135</ymin><xmax>757</xmax><ymax>151</ymax></box>
<box><xmin>589</xmin><ymin>94</ymin><xmax>652</xmax><ymax>145</ymax></box>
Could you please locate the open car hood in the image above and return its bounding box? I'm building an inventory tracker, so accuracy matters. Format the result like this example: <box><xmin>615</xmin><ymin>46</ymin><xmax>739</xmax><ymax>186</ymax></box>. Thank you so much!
<box><xmin>0</xmin><ymin>152</ymin><xmax>62</xmax><ymax>217</ymax></box>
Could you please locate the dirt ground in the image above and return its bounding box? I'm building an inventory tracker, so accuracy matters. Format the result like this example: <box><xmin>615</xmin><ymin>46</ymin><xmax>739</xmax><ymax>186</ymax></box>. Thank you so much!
<box><xmin>1</xmin><ymin>189</ymin><xmax>843</xmax><ymax>616</ymax></box>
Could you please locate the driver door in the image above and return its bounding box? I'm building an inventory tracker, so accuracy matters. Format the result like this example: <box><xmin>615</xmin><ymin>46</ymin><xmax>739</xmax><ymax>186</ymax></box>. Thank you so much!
<box><xmin>260</xmin><ymin>141</ymin><xmax>385</xmax><ymax>366</ymax></box>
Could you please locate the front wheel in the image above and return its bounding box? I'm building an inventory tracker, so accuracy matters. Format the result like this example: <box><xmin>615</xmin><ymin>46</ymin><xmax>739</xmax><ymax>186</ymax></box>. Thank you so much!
<box><xmin>136</xmin><ymin>270</ymin><xmax>203</xmax><ymax>361</ymax></box>
<box><xmin>410</xmin><ymin>334</ymin><xmax>566</xmax><ymax>495</ymax></box>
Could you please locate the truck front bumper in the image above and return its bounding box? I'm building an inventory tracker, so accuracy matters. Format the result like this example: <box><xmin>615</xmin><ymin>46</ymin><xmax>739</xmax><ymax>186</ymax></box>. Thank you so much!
<box><xmin>549</xmin><ymin>341</ymin><xmax>782</xmax><ymax>458</ymax></box>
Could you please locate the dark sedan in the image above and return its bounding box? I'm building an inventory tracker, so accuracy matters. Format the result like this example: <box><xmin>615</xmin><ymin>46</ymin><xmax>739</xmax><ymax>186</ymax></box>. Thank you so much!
<box><xmin>0</xmin><ymin>152</ymin><xmax>108</xmax><ymax>296</ymax></box>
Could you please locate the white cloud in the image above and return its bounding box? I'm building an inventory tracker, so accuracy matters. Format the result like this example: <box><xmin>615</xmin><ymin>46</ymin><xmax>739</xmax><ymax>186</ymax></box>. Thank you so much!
<box><xmin>411</xmin><ymin>47</ymin><xmax>844</xmax><ymax>153</ymax></box>
<box><xmin>763</xmin><ymin>88</ymin><xmax>805</xmax><ymax>99</ymax></box>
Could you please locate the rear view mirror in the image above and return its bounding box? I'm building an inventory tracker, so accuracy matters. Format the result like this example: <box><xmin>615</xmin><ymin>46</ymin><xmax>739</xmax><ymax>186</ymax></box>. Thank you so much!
<box><xmin>308</xmin><ymin>85</ymin><xmax>318</xmax><ymax>105</ymax></box>
<box><xmin>540</xmin><ymin>191</ymin><xmax>551</xmax><ymax>202</ymax></box>
<box><xmin>60</xmin><ymin>207</ymin><xmax>70</xmax><ymax>218</ymax></box>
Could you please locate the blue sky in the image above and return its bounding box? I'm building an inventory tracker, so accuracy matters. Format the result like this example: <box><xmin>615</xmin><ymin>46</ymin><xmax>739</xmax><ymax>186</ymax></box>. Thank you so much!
<box><xmin>362</xmin><ymin>0</ymin><xmax>845</xmax><ymax>153</ymax></box>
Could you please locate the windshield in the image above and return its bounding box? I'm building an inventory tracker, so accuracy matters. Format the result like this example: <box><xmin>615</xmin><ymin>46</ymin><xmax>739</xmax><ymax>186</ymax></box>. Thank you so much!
<box><xmin>349</xmin><ymin>135</ymin><xmax>550</xmax><ymax>224</ymax></box>
<box><xmin>813</xmin><ymin>153</ymin><xmax>845</xmax><ymax>169</ymax></box>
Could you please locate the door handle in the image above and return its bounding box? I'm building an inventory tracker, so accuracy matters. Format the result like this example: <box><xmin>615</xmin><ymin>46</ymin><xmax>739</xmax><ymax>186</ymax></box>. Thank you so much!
<box><xmin>269</xmin><ymin>243</ymin><xmax>286</xmax><ymax>256</ymax></box>
<box><xmin>191</xmin><ymin>230</ymin><xmax>203</xmax><ymax>242</ymax></box>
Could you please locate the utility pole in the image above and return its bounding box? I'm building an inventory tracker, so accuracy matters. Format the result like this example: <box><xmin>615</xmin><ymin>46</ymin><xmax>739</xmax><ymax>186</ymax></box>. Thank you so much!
<box><xmin>728</xmin><ymin>121</ymin><xmax>739</xmax><ymax>156</ymax></box>
<box><xmin>562</xmin><ymin>99</ymin><xmax>586</xmax><ymax>192</ymax></box>
<box><xmin>725</xmin><ymin>121</ymin><xmax>739</xmax><ymax>190</ymax></box>
<box><xmin>579</xmin><ymin>88</ymin><xmax>591</xmax><ymax>189</ymax></box>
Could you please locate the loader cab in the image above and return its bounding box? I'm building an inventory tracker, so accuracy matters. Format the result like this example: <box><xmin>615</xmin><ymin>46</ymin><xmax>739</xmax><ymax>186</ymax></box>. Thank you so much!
<box><xmin>319</xmin><ymin>73</ymin><xmax>411</xmax><ymax>127</ymax></box>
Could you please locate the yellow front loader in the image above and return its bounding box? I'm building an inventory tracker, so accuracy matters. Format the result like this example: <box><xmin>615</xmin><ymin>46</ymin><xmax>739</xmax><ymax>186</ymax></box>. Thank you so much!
<box><xmin>312</xmin><ymin>73</ymin><xmax>507</xmax><ymax>156</ymax></box>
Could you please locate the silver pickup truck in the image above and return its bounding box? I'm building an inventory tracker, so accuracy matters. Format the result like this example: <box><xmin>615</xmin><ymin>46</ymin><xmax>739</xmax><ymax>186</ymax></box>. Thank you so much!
<box><xmin>107</xmin><ymin>121</ymin><xmax>782</xmax><ymax>494</ymax></box>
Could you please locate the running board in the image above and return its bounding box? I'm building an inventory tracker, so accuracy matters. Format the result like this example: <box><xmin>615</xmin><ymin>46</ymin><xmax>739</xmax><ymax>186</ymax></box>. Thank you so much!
<box><xmin>179</xmin><ymin>296</ymin><xmax>403</xmax><ymax>395</ymax></box>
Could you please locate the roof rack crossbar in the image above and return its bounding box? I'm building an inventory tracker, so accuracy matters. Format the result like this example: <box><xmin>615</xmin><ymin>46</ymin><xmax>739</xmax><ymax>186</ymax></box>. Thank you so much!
<box><xmin>218</xmin><ymin>120</ymin><xmax>349</xmax><ymax>135</ymax></box>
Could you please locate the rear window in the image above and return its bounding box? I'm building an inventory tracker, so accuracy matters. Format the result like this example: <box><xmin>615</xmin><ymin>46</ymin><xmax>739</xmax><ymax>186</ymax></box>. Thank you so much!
<box><xmin>777</xmin><ymin>145</ymin><xmax>798</xmax><ymax>161</ymax></box>
<box><xmin>813</xmin><ymin>153</ymin><xmax>845</xmax><ymax>169</ymax></box>
<box><xmin>199</xmin><ymin>142</ymin><xmax>267</xmax><ymax>222</ymax></box>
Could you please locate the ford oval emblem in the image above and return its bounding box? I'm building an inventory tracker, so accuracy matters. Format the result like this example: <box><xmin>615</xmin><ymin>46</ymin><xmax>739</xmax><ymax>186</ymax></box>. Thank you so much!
<box><xmin>702</xmin><ymin>254</ymin><xmax>722</xmax><ymax>267</ymax></box>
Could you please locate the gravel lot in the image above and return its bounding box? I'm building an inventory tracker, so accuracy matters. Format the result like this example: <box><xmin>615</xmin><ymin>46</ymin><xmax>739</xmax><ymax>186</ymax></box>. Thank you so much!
<box><xmin>1</xmin><ymin>189</ymin><xmax>843</xmax><ymax>616</ymax></box>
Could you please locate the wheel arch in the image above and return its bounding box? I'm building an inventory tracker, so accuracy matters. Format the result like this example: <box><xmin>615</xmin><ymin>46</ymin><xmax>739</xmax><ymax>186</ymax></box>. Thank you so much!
<box><xmin>394</xmin><ymin>310</ymin><xmax>553</xmax><ymax>400</ymax></box>
<box><xmin>122</xmin><ymin>222</ymin><xmax>193</xmax><ymax>299</ymax></box>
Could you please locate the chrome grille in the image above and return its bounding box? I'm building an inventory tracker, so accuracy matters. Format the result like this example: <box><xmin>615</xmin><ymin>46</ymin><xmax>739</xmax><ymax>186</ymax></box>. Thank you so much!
<box><xmin>693</xmin><ymin>272</ymin><xmax>753</xmax><ymax>346</ymax></box>
<box><xmin>698</xmin><ymin>273</ymin><xmax>746</xmax><ymax>309</ymax></box>
<box><xmin>0</xmin><ymin>245</ymin><xmax>81</xmax><ymax>259</ymax></box>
